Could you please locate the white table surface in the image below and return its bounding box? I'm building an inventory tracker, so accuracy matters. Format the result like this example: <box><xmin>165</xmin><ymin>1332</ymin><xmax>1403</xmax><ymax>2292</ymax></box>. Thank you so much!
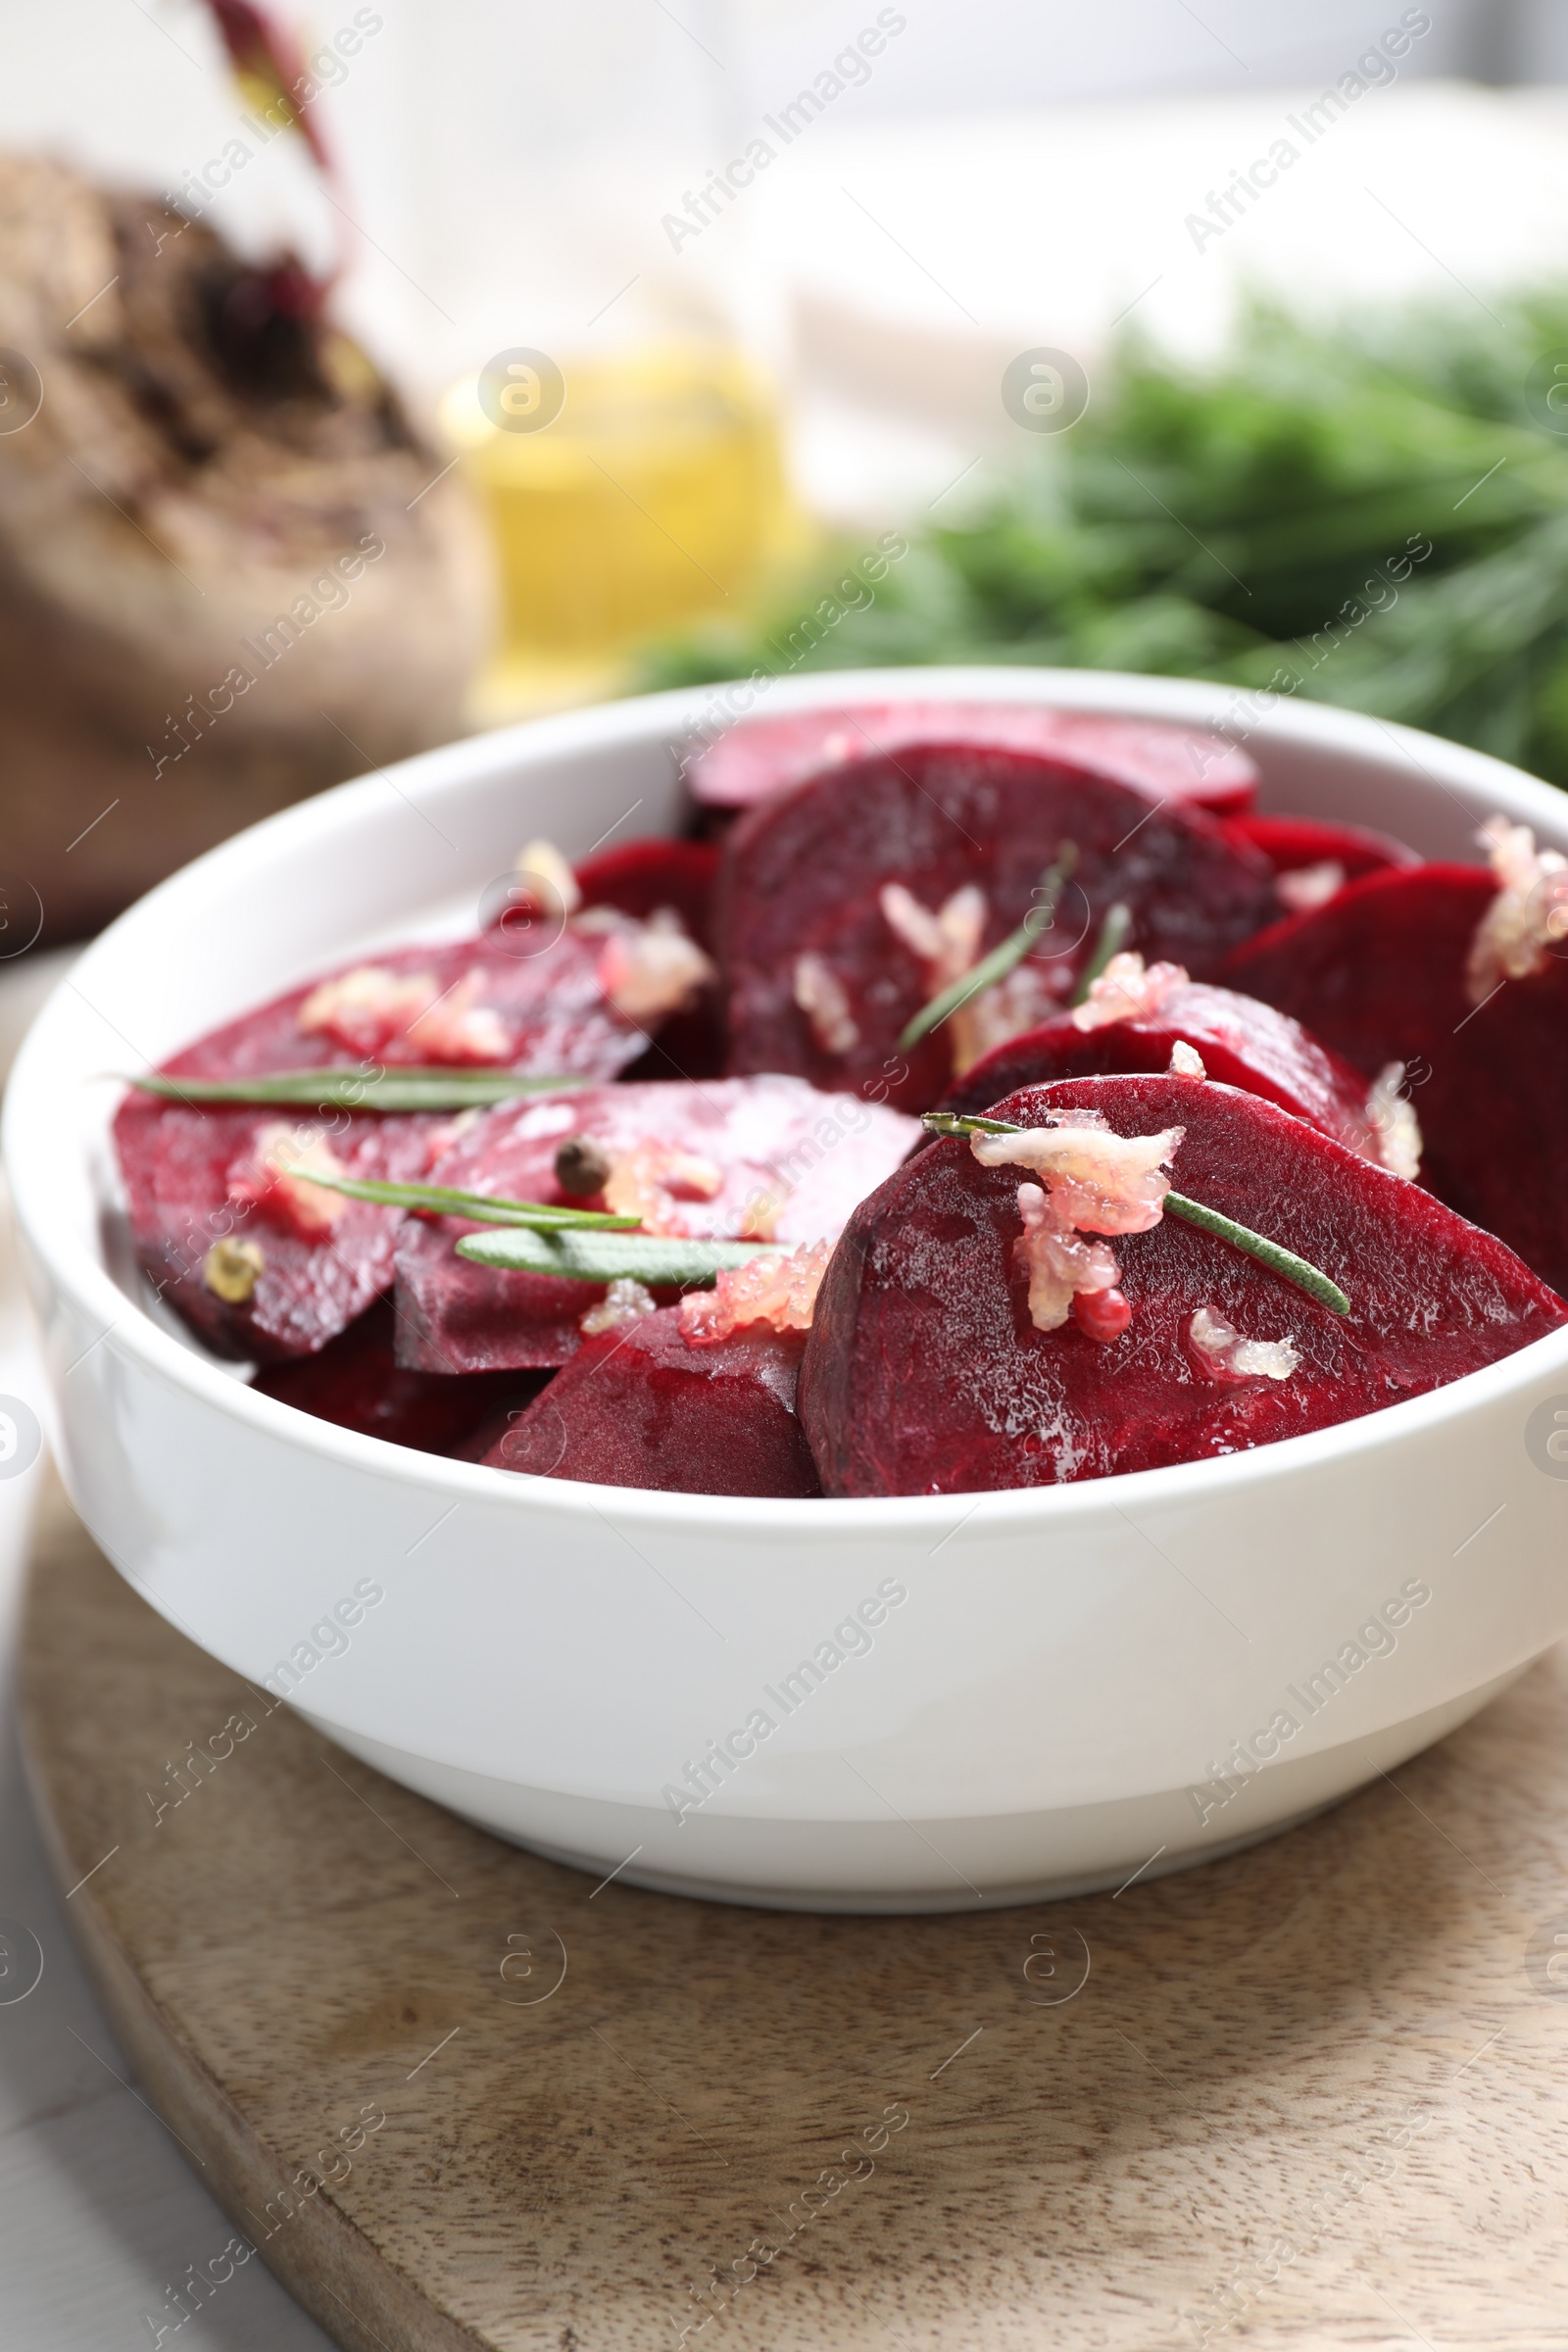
<box><xmin>0</xmin><ymin>956</ymin><xmax>333</xmax><ymax>2350</ymax></box>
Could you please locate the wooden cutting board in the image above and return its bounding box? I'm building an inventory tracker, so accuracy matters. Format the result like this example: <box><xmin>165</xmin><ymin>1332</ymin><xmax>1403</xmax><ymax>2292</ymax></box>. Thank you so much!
<box><xmin>19</xmin><ymin>1474</ymin><xmax>1568</xmax><ymax>2352</ymax></box>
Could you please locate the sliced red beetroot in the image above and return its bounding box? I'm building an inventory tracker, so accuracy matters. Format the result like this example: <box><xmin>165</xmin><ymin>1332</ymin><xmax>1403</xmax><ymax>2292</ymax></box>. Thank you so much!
<box><xmin>394</xmin><ymin>1075</ymin><xmax>920</xmax><ymax>1373</ymax></box>
<box><xmin>687</xmin><ymin>704</ymin><xmax>1258</xmax><ymax>815</ymax></box>
<box><xmin>252</xmin><ymin>1300</ymin><xmax>548</xmax><ymax>1455</ymax></box>
<box><xmin>798</xmin><ymin>1071</ymin><xmax>1566</xmax><ymax>1495</ymax></box>
<box><xmin>574</xmin><ymin>839</ymin><xmax>726</xmax><ymax>1080</ymax></box>
<box><xmin>574</xmin><ymin>839</ymin><xmax>720</xmax><ymax>950</ymax></box>
<box><xmin>483</xmin><ymin>1306</ymin><xmax>821</xmax><ymax>1496</ymax></box>
<box><xmin>1222</xmin><ymin>813</ymin><xmax>1420</xmax><ymax>914</ymax></box>
<box><xmin>113</xmin><ymin>927</ymin><xmax>661</xmax><ymax>1360</ymax></box>
<box><xmin>115</xmin><ymin>1093</ymin><xmax>441</xmax><ymax>1361</ymax></box>
<box><xmin>718</xmin><ymin>743</ymin><xmax>1278</xmax><ymax>1112</ymax></box>
<box><xmin>1223</xmin><ymin>861</ymin><xmax>1568</xmax><ymax>1293</ymax></box>
<box><xmin>221</xmin><ymin>933</ymin><xmax>665</xmax><ymax>1075</ymax></box>
<box><xmin>935</xmin><ymin>979</ymin><xmax>1387</xmax><ymax>1162</ymax></box>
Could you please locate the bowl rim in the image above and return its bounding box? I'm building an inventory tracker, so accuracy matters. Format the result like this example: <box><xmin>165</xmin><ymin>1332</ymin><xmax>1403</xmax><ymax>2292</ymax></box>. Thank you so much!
<box><xmin>11</xmin><ymin>661</ymin><xmax>1568</xmax><ymax>1532</ymax></box>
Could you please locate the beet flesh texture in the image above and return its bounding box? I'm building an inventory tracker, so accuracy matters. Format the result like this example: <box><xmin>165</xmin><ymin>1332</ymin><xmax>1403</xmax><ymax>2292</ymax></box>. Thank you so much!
<box><xmin>687</xmin><ymin>703</ymin><xmax>1259</xmax><ymax>814</ymax></box>
<box><xmin>798</xmin><ymin>1072</ymin><xmax>1566</xmax><ymax>1496</ymax></box>
<box><xmin>394</xmin><ymin>1075</ymin><xmax>919</xmax><ymax>1373</ymax></box>
<box><xmin>252</xmin><ymin>1300</ymin><xmax>548</xmax><ymax>1455</ymax></box>
<box><xmin>484</xmin><ymin>1306</ymin><xmax>821</xmax><ymax>1496</ymax></box>
<box><xmin>114</xmin><ymin>934</ymin><xmax>653</xmax><ymax>1361</ymax></box>
<box><xmin>1220</xmin><ymin>813</ymin><xmax>1421</xmax><ymax>885</ymax></box>
<box><xmin>1223</xmin><ymin>861</ymin><xmax>1568</xmax><ymax>1295</ymax></box>
<box><xmin>934</xmin><ymin>982</ymin><xmax>1377</xmax><ymax>1154</ymax></box>
<box><xmin>718</xmin><ymin>744</ymin><xmax>1279</xmax><ymax>1113</ymax></box>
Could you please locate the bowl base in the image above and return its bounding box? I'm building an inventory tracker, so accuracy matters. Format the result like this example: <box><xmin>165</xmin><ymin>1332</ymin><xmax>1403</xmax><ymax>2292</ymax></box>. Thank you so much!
<box><xmin>310</xmin><ymin>1664</ymin><xmax>1524</xmax><ymax>1915</ymax></box>
<box><xmin>477</xmin><ymin>1798</ymin><xmax>1341</xmax><ymax>1912</ymax></box>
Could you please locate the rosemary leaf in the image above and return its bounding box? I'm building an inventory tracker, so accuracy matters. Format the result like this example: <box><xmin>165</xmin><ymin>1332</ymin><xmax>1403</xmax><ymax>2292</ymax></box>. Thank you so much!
<box><xmin>305</xmin><ymin>1174</ymin><xmax>639</xmax><ymax>1230</ymax></box>
<box><xmin>1070</xmin><ymin>902</ymin><xmax>1133</xmax><ymax>1006</ymax></box>
<box><xmin>1161</xmin><ymin>1194</ymin><xmax>1351</xmax><ymax>1316</ymax></box>
<box><xmin>921</xmin><ymin>1110</ymin><xmax>1023</xmax><ymax>1138</ymax></box>
<box><xmin>457</xmin><ymin>1228</ymin><xmax>784</xmax><ymax>1286</ymax></box>
<box><xmin>897</xmin><ymin>846</ymin><xmax>1078</xmax><ymax>1054</ymax></box>
<box><xmin>123</xmin><ymin>1067</ymin><xmax>588</xmax><ymax>1112</ymax></box>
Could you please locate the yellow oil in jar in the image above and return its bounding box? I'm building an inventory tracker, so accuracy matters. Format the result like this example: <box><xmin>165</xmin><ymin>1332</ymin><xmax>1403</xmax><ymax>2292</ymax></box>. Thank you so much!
<box><xmin>442</xmin><ymin>342</ymin><xmax>799</xmax><ymax>719</ymax></box>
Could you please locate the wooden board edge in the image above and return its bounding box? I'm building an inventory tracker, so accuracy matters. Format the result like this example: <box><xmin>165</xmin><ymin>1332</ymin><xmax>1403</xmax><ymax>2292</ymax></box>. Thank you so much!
<box><xmin>16</xmin><ymin>1480</ymin><xmax>488</xmax><ymax>2352</ymax></box>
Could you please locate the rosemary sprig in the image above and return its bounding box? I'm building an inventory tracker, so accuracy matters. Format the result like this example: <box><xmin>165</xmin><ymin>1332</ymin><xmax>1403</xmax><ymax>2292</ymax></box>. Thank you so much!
<box><xmin>922</xmin><ymin>1111</ymin><xmax>1024</xmax><ymax>1138</ymax></box>
<box><xmin>1070</xmin><ymin>902</ymin><xmax>1133</xmax><ymax>1006</ymax></box>
<box><xmin>303</xmin><ymin>1173</ymin><xmax>640</xmax><ymax>1230</ymax></box>
<box><xmin>122</xmin><ymin>1068</ymin><xmax>588</xmax><ymax>1112</ymax></box>
<box><xmin>1159</xmin><ymin>1195</ymin><xmax>1350</xmax><ymax>1316</ymax></box>
<box><xmin>458</xmin><ymin>1228</ymin><xmax>783</xmax><ymax>1286</ymax></box>
<box><xmin>897</xmin><ymin>845</ymin><xmax>1078</xmax><ymax>1054</ymax></box>
<box><xmin>920</xmin><ymin>1109</ymin><xmax>1352</xmax><ymax>1315</ymax></box>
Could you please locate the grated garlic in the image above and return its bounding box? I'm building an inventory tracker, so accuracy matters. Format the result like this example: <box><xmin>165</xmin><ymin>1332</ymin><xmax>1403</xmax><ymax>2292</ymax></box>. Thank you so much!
<box><xmin>1466</xmin><ymin>814</ymin><xmax>1568</xmax><ymax>1004</ymax></box>
<box><xmin>970</xmin><ymin>1112</ymin><xmax>1184</xmax><ymax>1234</ymax></box>
<box><xmin>1070</xmin><ymin>952</ymin><xmax>1189</xmax><ymax>1033</ymax></box>
<box><xmin>1362</xmin><ymin>1062</ymin><xmax>1422</xmax><ymax>1182</ymax></box>
<box><xmin>404</xmin><ymin>970</ymin><xmax>510</xmax><ymax>1062</ymax></box>
<box><xmin>513</xmin><ymin>838</ymin><xmax>581</xmax><ymax>916</ymax></box>
<box><xmin>596</xmin><ymin>911</ymin><xmax>714</xmax><ymax>1024</ymax></box>
<box><xmin>241</xmin><ymin>1124</ymin><xmax>351</xmax><ymax>1237</ymax></box>
<box><xmin>679</xmin><ymin>1240</ymin><xmax>831</xmax><ymax>1344</ymax></box>
<box><xmin>1011</xmin><ymin>1183</ymin><xmax>1121</xmax><ymax>1333</ymax></box>
<box><xmin>579</xmin><ymin>1278</ymin><xmax>657</xmax><ymax>1336</ymax></box>
<box><xmin>603</xmin><ymin>1144</ymin><xmax>724</xmax><ymax>1237</ymax></box>
<box><xmin>1189</xmin><ymin>1304</ymin><xmax>1298</xmax><ymax>1382</ymax></box>
<box><xmin>298</xmin><ymin>962</ymin><xmax>507</xmax><ymax>1061</ymax></box>
<box><xmin>1276</xmin><ymin>860</ymin><xmax>1346</xmax><ymax>913</ymax></box>
<box><xmin>880</xmin><ymin>880</ymin><xmax>1068</xmax><ymax>1074</ymax></box>
<box><xmin>793</xmin><ymin>953</ymin><xmax>860</xmax><ymax>1055</ymax></box>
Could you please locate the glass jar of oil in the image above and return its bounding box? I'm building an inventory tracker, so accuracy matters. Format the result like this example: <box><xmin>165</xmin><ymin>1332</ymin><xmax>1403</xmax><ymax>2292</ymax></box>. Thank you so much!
<box><xmin>442</xmin><ymin>340</ymin><xmax>797</xmax><ymax>718</ymax></box>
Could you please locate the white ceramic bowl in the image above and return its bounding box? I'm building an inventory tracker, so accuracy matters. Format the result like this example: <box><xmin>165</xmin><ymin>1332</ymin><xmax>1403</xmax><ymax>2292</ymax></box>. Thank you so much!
<box><xmin>10</xmin><ymin>668</ymin><xmax>1568</xmax><ymax>1913</ymax></box>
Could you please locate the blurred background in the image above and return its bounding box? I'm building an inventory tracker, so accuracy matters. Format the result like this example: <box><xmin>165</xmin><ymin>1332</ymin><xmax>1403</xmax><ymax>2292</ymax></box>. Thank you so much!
<box><xmin>7</xmin><ymin>0</ymin><xmax>1568</xmax><ymax>954</ymax></box>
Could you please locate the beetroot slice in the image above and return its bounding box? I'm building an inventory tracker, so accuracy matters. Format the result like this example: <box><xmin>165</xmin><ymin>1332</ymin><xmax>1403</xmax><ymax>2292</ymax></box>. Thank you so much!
<box><xmin>798</xmin><ymin>1071</ymin><xmax>1565</xmax><ymax>1495</ymax></box>
<box><xmin>394</xmin><ymin>1076</ymin><xmax>920</xmax><ymax>1373</ymax></box>
<box><xmin>1223</xmin><ymin>861</ymin><xmax>1568</xmax><ymax>1293</ymax></box>
<box><xmin>687</xmin><ymin>704</ymin><xmax>1258</xmax><ymax>814</ymax></box>
<box><xmin>484</xmin><ymin>1306</ymin><xmax>820</xmax><ymax>1496</ymax></box>
<box><xmin>115</xmin><ymin>1091</ymin><xmax>436</xmax><ymax>1362</ymax></box>
<box><xmin>718</xmin><ymin>743</ymin><xmax>1277</xmax><ymax>1112</ymax></box>
<box><xmin>574</xmin><ymin>838</ymin><xmax>720</xmax><ymax>950</ymax></box>
<box><xmin>1222</xmin><ymin>813</ymin><xmax>1421</xmax><ymax>917</ymax></box>
<box><xmin>113</xmin><ymin>928</ymin><xmax>656</xmax><ymax>1360</ymax></box>
<box><xmin>162</xmin><ymin>933</ymin><xmax>659</xmax><ymax>1077</ymax></box>
<box><xmin>935</xmin><ymin>982</ymin><xmax>1380</xmax><ymax>1157</ymax></box>
<box><xmin>252</xmin><ymin>1300</ymin><xmax>548</xmax><ymax>1455</ymax></box>
<box><xmin>574</xmin><ymin>839</ymin><xmax>726</xmax><ymax>1081</ymax></box>
<box><xmin>1222</xmin><ymin>812</ymin><xmax>1420</xmax><ymax>882</ymax></box>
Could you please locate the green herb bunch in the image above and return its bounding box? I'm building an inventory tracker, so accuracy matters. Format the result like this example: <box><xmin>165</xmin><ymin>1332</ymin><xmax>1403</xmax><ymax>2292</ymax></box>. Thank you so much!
<box><xmin>640</xmin><ymin>293</ymin><xmax>1568</xmax><ymax>788</ymax></box>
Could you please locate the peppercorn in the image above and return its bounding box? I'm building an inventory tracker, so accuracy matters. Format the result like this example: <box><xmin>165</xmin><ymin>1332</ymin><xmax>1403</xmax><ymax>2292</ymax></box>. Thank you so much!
<box><xmin>555</xmin><ymin>1136</ymin><xmax>612</xmax><ymax>1197</ymax></box>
